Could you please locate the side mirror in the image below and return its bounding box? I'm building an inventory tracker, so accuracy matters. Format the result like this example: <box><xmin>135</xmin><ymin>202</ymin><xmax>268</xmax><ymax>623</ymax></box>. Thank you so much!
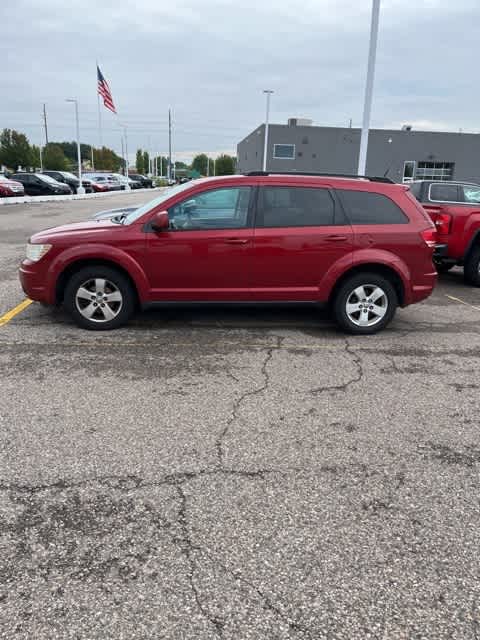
<box><xmin>151</xmin><ymin>210</ymin><xmax>169</xmax><ymax>231</ymax></box>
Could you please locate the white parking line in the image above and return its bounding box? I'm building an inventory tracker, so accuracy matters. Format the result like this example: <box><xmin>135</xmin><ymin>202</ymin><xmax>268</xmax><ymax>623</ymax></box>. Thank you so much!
<box><xmin>445</xmin><ymin>294</ymin><xmax>480</xmax><ymax>312</ymax></box>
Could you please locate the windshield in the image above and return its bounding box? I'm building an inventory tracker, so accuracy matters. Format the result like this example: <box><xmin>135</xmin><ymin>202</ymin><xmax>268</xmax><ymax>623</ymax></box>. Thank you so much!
<box><xmin>60</xmin><ymin>171</ymin><xmax>78</xmax><ymax>180</ymax></box>
<box><xmin>36</xmin><ymin>173</ymin><xmax>58</xmax><ymax>184</ymax></box>
<box><xmin>124</xmin><ymin>181</ymin><xmax>199</xmax><ymax>224</ymax></box>
<box><xmin>0</xmin><ymin>175</ymin><xmax>11</xmax><ymax>182</ymax></box>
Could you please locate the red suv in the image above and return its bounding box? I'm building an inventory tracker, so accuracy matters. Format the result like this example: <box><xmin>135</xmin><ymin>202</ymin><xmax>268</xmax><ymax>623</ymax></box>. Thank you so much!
<box><xmin>19</xmin><ymin>173</ymin><xmax>437</xmax><ymax>334</ymax></box>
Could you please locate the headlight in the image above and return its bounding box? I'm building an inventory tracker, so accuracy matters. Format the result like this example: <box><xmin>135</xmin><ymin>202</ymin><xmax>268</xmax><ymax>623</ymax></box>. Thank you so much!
<box><xmin>26</xmin><ymin>243</ymin><xmax>52</xmax><ymax>262</ymax></box>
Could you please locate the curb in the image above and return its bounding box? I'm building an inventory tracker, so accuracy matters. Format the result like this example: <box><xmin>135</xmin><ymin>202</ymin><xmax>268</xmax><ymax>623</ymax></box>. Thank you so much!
<box><xmin>0</xmin><ymin>187</ymin><xmax>164</xmax><ymax>206</ymax></box>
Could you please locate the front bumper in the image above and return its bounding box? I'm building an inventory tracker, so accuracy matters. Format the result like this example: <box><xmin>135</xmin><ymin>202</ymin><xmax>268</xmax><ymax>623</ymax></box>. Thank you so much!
<box><xmin>19</xmin><ymin>261</ymin><xmax>52</xmax><ymax>304</ymax></box>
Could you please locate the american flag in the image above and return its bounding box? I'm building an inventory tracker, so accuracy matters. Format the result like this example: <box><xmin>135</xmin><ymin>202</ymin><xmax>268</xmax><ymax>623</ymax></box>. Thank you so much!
<box><xmin>97</xmin><ymin>65</ymin><xmax>116</xmax><ymax>113</ymax></box>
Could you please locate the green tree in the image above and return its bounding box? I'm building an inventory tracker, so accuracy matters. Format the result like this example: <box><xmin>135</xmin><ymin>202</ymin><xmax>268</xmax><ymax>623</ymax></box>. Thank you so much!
<box><xmin>0</xmin><ymin>128</ymin><xmax>33</xmax><ymax>170</ymax></box>
<box><xmin>136</xmin><ymin>149</ymin><xmax>144</xmax><ymax>173</ymax></box>
<box><xmin>191</xmin><ymin>153</ymin><xmax>208</xmax><ymax>175</ymax></box>
<box><xmin>214</xmin><ymin>154</ymin><xmax>236</xmax><ymax>176</ymax></box>
<box><xmin>92</xmin><ymin>146</ymin><xmax>123</xmax><ymax>171</ymax></box>
<box><xmin>31</xmin><ymin>145</ymin><xmax>41</xmax><ymax>170</ymax></box>
<box><xmin>153</xmin><ymin>155</ymin><xmax>169</xmax><ymax>176</ymax></box>
<box><xmin>143</xmin><ymin>151</ymin><xmax>150</xmax><ymax>175</ymax></box>
<box><xmin>43</xmin><ymin>143</ymin><xmax>70</xmax><ymax>170</ymax></box>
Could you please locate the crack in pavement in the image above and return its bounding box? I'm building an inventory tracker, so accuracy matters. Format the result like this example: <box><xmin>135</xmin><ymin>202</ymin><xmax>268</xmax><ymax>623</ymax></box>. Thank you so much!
<box><xmin>215</xmin><ymin>336</ymin><xmax>283</xmax><ymax>468</ymax></box>
<box><xmin>310</xmin><ymin>338</ymin><xmax>364</xmax><ymax>396</ymax></box>
<box><xmin>172</xmin><ymin>481</ymin><xmax>225</xmax><ymax>636</ymax></box>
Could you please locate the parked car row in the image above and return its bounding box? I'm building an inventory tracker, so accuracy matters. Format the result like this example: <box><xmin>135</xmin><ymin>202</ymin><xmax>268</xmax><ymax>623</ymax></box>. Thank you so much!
<box><xmin>0</xmin><ymin>170</ymin><xmax>156</xmax><ymax>197</ymax></box>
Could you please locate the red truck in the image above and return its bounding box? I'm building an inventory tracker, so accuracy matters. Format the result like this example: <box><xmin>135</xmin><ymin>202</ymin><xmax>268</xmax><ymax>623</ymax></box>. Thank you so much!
<box><xmin>410</xmin><ymin>180</ymin><xmax>480</xmax><ymax>285</ymax></box>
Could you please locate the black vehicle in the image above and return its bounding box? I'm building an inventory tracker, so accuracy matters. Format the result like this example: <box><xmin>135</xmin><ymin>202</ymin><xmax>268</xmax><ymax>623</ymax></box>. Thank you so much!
<box><xmin>128</xmin><ymin>173</ymin><xmax>154</xmax><ymax>188</ymax></box>
<box><xmin>42</xmin><ymin>170</ymin><xmax>93</xmax><ymax>194</ymax></box>
<box><xmin>10</xmin><ymin>173</ymin><xmax>71</xmax><ymax>196</ymax></box>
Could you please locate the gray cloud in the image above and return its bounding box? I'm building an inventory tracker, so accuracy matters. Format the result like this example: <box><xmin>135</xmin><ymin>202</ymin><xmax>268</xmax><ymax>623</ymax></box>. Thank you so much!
<box><xmin>2</xmin><ymin>0</ymin><xmax>479</xmax><ymax>162</ymax></box>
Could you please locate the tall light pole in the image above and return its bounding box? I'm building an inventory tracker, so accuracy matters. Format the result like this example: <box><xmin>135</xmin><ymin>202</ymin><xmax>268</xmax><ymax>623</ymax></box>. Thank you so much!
<box><xmin>357</xmin><ymin>0</ymin><xmax>381</xmax><ymax>176</ymax></box>
<box><xmin>66</xmin><ymin>99</ymin><xmax>85</xmax><ymax>194</ymax></box>
<box><xmin>262</xmin><ymin>89</ymin><xmax>274</xmax><ymax>172</ymax></box>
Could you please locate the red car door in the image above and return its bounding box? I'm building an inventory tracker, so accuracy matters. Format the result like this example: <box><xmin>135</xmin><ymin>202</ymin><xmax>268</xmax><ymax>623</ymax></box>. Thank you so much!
<box><xmin>143</xmin><ymin>185</ymin><xmax>254</xmax><ymax>301</ymax></box>
<box><xmin>251</xmin><ymin>184</ymin><xmax>354</xmax><ymax>301</ymax></box>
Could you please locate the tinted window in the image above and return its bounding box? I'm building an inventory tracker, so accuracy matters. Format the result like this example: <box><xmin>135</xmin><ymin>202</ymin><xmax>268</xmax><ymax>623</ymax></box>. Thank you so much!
<box><xmin>337</xmin><ymin>190</ymin><xmax>408</xmax><ymax>224</ymax></box>
<box><xmin>429</xmin><ymin>184</ymin><xmax>459</xmax><ymax>203</ymax></box>
<box><xmin>256</xmin><ymin>187</ymin><xmax>335</xmax><ymax>228</ymax></box>
<box><xmin>462</xmin><ymin>185</ymin><xmax>480</xmax><ymax>204</ymax></box>
<box><xmin>168</xmin><ymin>187</ymin><xmax>252</xmax><ymax>230</ymax></box>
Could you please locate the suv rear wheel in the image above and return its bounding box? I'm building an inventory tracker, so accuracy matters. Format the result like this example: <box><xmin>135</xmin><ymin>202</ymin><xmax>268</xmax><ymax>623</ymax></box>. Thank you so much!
<box><xmin>464</xmin><ymin>245</ymin><xmax>480</xmax><ymax>286</ymax></box>
<box><xmin>332</xmin><ymin>272</ymin><xmax>398</xmax><ymax>335</ymax></box>
<box><xmin>64</xmin><ymin>266</ymin><xmax>135</xmax><ymax>330</ymax></box>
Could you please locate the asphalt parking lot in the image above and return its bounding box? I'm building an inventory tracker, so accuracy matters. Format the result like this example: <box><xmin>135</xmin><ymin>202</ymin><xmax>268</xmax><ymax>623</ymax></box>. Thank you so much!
<box><xmin>1</xmin><ymin>193</ymin><xmax>480</xmax><ymax>639</ymax></box>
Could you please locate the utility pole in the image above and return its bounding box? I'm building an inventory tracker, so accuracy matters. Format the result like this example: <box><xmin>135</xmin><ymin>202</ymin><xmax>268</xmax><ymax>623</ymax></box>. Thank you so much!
<box><xmin>66</xmin><ymin>99</ymin><xmax>85</xmax><ymax>194</ymax></box>
<box><xmin>168</xmin><ymin>109</ymin><xmax>172</xmax><ymax>181</ymax></box>
<box><xmin>42</xmin><ymin>103</ymin><xmax>49</xmax><ymax>145</ymax></box>
<box><xmin>357</xmin><ymin>0</ymin><xmax>381</xmax><ymax>176</ymax></box>
<box><xmin>123</xmin><ymin>127</ymin><xmax>131</xmax><ymax>189</ymax></box>
<box><xmin>91</xmin><ymin>145</ymin><xmax>95</xmax><ymax>170</ymax></box>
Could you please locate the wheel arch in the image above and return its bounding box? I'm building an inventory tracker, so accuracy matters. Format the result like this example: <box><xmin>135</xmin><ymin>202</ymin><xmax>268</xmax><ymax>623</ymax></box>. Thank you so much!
<box><xmin>328</xmin><ymin>263</ymin><xmax>405</xmax><ymax>307</ymax></box>
<box><xmin>55</xmin><ymin>258</ymin><xmax>140</xmax><ymax>307</ymax></box>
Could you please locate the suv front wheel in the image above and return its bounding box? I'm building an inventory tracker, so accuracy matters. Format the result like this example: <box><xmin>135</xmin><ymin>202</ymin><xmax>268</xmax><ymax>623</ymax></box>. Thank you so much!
<box><xmin>64</xmin><ymin>265</ymin><xmax>135</xmax><ymax>330</ymax></box>
<box><xmin>332</xmin><ymin>272</ymin><xmax>398</xmax><ymax>335</ymax></box>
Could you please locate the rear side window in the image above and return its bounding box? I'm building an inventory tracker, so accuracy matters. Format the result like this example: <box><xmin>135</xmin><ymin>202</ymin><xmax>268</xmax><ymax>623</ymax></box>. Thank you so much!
<box><xmin>429</xmin><ymin>184</ymin><xmax>459</xmax><ymax>203</ymax></box>
<box><xmin>337</xmin><ymin>189</ymin><xmax>408</xmax><ymax>225</ymax></box>
<box><xmin>256</xmin><ymin>187</ymin><xmax>335</xmax><ymax>227</ymax></box>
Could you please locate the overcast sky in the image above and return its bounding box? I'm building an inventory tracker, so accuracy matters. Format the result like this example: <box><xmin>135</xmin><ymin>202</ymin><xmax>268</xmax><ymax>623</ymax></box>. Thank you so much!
<box><xmin>2</xmin><ymin>0</ymin><xmax>479</xmax><ymax>163</ymax></box>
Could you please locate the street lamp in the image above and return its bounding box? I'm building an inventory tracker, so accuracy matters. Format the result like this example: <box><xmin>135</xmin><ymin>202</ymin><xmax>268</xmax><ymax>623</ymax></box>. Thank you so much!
<box><xmin>357</xmin><ymin>0</ymin><xmax>381</xmax><ymax>176</ymax></box>
<box><xmin>123</xmin><ymin>127</ymin><xmax>131</xmax><ymax>191</ymax></box>
<box><xmin>262</xmin><ymin>90</ymin><xmax>274</xmax><ymax>172</ymax></box>
<box><xmin>66</xmin><ymin>99</ymin><xmax>85</xmax><ymax>194</ymax></box>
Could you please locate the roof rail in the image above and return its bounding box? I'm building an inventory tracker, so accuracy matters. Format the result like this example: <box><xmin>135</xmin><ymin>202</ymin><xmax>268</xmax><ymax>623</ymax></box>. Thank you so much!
<box><xmin>244</xmin><ymin>171</ymin><xmax>395</xmax><ymax>184</ymax></box>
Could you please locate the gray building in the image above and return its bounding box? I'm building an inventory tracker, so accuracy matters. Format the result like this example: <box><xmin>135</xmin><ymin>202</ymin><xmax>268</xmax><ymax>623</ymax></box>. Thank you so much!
<box><xmin>237</xmin><ymin>119</ymin><xmax>480</xmax><ymax>183</ymax></box>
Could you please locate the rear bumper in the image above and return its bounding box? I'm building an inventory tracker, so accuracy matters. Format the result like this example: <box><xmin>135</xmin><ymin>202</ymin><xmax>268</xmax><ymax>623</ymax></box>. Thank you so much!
<box><xmin>407</xmin><ymin>269</ymin><xmax>437</xmax><ymax>305</ymax></box>
<box><xmin>434</xmin><ymin>243</ymin><xmax>449</xmax><ymax>260</ymax></box>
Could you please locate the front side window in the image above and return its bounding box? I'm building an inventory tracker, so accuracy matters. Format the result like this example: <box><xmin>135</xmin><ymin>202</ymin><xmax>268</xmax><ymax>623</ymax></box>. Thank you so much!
<box><xmin>256</xmin><ymin>187</ymin><xmax>335</xmax><ymax>228</ymax></box>
<box><xmin>337</xmin><ymin>189</ymin><xmax>408</xmax><ymax>224</ymax></box>
<box><xmin>273</xmin><ymin>144</ymin><xmax>295</xmax><ymax>159</ymax></box>
<box><xmin>168</xmin><ymin>187</ymin><xmax>252</xmax><ymax>230</ymax></box>
<box><xmin>429</xmin><ymin>184</ymin><xmax>459</xmax><ymax>203</ymax></box>
<box><xmin>462</xmin><ymin>185</ymin><xmax>480</xmax><ymax>204</ymax></box>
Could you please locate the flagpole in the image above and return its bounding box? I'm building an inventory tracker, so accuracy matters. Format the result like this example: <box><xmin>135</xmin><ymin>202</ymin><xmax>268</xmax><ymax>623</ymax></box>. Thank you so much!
<box><xmin>96</xmin><ymin>61</ymin><xmax>103</xmax><ymax>148</ymax></box>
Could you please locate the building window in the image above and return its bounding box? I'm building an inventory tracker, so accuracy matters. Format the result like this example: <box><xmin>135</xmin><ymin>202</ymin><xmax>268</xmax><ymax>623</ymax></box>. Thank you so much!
<box><xmin>415</xmin><ymin>161</ymin><xmax>454</xmax><ymax>181</ymax></box>
<box><xmin>297</xmin><ymin>151</ymin><xmax>303</xmax><ymax>157</ymax></box>
<box><xmin>302</xmin><ymin>136</ymin><xmax>309</xmax><ymax>144</ymax></box>
<box><xmin>403</xmin><ymin>160</ymin><xmax>454</xmax><ymax>183</ymax></box>
<box><xmin>273</xmin><ymin>144</ymin><xmax>295</xmax><ymax>159</ymax></box>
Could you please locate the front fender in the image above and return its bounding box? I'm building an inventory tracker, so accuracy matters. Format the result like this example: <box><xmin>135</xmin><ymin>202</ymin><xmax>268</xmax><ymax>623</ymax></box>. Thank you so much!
<box><xmin>46</xmin><ymin>244</ymin><xmax>150</xmax><ymax>303</ymax></box>
<box><xmin>318</xmin><ymin>248</ymin><xmax>411</xmax><ymax>303</ymax></box>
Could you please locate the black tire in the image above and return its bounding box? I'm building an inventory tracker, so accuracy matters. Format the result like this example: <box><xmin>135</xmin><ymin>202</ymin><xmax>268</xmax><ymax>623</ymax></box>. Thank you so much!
<box><xmin>64</xmin><ymin>265</ymin><xmax>135</xmax><ymax>330</ymax></box>
<box><xmin>332</xmin><ymin>272</ymin><xmax>398</xmax><ymax>335</ymax></box>
<box><xmin>464</xmin><ymin>245</ymin><xmax>480</xmax><ymax>286</ymax></box>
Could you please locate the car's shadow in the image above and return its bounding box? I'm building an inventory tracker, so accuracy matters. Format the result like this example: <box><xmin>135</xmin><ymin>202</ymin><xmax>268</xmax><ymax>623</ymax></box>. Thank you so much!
<box><xmin>134</xmin><ymin>304</ymin><xmax>332</xmax><ymax>330</ymax></box>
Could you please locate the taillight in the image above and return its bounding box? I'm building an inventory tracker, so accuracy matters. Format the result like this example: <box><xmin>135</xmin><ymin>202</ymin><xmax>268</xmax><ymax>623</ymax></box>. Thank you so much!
<box><xmin>433</xmin><ymin>213</ymin><xmax>451</xmax><ymax>235</ymax></box>
<box><xmin>421</xmin><ymin>228</ymin><xmax>437</xmax><ymax>247</ymax></box>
